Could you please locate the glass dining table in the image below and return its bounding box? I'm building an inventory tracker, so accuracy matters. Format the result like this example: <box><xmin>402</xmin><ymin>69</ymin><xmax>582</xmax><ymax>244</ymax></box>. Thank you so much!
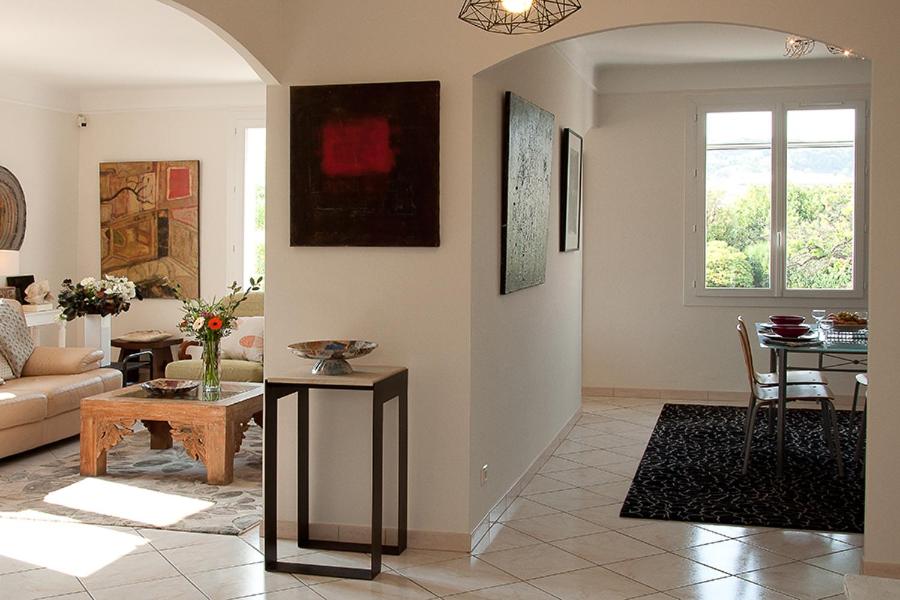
<box><xmin>754</xmin><ymin>323</ymin><xmax>868</xmax><ymax>477</ymax></box>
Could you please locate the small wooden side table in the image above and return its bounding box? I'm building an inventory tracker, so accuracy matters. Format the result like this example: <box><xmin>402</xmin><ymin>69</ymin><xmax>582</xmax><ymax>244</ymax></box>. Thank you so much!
<box><xmin>264</xmin><ymin>366</ymin><xmax>408</xmax><ymax>580</ymax></box>
<box><xmin>112</xmin><ymin>336</ymin><xmax>182</xmax><ymax>380</ymax></box>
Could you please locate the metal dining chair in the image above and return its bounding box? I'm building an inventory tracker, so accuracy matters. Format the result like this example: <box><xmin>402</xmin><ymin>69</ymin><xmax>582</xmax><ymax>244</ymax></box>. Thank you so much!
<box><xmin>853</xmin><ymin>373</ymin><xmax>868</xmax><ymax>465</ymax></box>
<box><xmin>852</xmin><ymin>372</ymin><xmax>868</xmax><ymax>422</ymax></box>
<box><xmin>737</xmin><ymin>322</ymin><xmax>844</xmax><ymax>476</ymax></box>
<box><xmin>737</xmin><ymin>316</ymin><xmax>828</xmax><ymax>387</ymax></box>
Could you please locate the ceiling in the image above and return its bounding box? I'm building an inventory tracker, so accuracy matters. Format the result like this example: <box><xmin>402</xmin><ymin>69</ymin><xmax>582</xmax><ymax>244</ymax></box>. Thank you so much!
<box><xmin>0</xmin><ymin>0</ymin><xmax>260</xmax><ymax>91</ymax></box>
<box><xmin>555</xmin><ymin>23</ymin><xmax>850</xmax><ymax>72</ymax></box>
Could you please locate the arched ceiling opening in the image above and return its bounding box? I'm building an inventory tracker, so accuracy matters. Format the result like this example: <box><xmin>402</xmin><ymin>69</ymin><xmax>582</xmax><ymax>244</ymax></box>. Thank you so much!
<box><xmin>556</xmin><ymin>23</ymin><xmax>864</xmax><ymax>68</ymax></box>
<box><xmin>0</xmin><ymin>0</ymin><xmax>263</xmax><ymax>92</ymax></box>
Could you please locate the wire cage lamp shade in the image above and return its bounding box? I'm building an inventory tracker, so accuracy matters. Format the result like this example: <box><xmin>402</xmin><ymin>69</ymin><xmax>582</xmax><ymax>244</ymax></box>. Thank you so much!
<box><xmin>784</xmin><ymin>36</ymin><xmax>861</xmax><ymax>59</ymax></box>
<box><xmin>459</xmin><ymin>0</ymin><xmax>582</xmax><ymax>34</ymax></box>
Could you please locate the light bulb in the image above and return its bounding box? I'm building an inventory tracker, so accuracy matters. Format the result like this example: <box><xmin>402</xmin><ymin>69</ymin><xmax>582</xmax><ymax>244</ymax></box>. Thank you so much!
<box><xmin>500</xmin><ymin>0</ymin><xmax>533</xmax><ymax>14</ymax></box>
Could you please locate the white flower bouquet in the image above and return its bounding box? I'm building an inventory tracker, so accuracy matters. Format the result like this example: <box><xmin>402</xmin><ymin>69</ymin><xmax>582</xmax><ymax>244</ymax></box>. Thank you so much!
<box><xmin>58</xmin><ymin>275</ymin><xmax>141</xmax><ymax>321</ymax></box>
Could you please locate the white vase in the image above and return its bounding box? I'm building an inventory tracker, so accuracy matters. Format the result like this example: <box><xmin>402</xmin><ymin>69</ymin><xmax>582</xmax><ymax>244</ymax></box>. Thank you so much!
<box><xmin>83</xmin><ymin>314</ymin><xmax>112</xmax><ymax>367</ymax></box>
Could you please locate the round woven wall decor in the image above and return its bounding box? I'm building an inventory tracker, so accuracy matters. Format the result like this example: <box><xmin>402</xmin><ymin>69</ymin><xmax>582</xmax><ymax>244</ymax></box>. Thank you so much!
<box><xmin>0</xmin><ymin>166</ymin><xmax>26</xmax><ymax>250</ymax></box>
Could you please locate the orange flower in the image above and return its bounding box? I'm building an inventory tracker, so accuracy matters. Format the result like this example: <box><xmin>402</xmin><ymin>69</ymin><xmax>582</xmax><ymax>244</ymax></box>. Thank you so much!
<box><xmin>208</xmin><ymin>317</ymin><xmax>223</xmax><ymax>331</ymax></box>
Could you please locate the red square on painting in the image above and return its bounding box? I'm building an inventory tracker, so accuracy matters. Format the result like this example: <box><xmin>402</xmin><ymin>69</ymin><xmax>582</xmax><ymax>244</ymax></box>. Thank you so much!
<box><xmin>321</xmin><ymin>117</ymin><xmax>394</xmax><ymax>177</ymax></box>
<box><xmin>167</xmin><ymin>167</ymin><xmax>192</xmax><ymax>200</ymax></box>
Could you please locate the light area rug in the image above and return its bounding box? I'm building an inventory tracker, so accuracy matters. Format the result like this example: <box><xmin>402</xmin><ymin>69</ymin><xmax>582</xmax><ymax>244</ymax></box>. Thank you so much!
<box><xmin>0</xmin><ymin>424</ymin><xmax>262</xmax><ymax>535</ymax></box>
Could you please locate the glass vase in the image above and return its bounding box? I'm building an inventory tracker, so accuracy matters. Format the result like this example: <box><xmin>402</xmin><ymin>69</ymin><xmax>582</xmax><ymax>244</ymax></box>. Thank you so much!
<box><xmin>200</xmin><ymin>337</ymin><xmax>222</xmax><ymax>396</ymax></box>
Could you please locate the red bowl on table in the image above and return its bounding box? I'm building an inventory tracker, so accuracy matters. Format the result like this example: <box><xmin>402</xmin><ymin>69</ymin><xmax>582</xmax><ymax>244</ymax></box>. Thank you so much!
<box><xmin>770</xmin><ymin>315</ymin><xmax>805</xmax><ymax>325</ymax></box>
<box><xmin>772</xmin><ymin>324</ymin><xmax>811</xmax><ymax>338</ymax></box>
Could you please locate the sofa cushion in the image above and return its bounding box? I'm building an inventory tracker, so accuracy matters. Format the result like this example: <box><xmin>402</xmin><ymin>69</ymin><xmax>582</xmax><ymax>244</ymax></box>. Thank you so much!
<box><xmin>22</xmin><ymin>347</ymin><xmax>105</xmax><ymax>376</ymax></box>
<box><xmin>166</xmin><ymin>359</ymin><xmax>263</xmax><ymax>383</ymax></box>
<box><xmin>0</xmin><ymin>390</ymin><xmax>47</xmax><ymax>430</ymax></box>
<box><xmin>0</xmin><ymin>300</ymin><xmax>35</xmax><ymax>377</ymax></box>
<box><xmin>0</xmin><ymin>369</ymin><xmax>123</xmax><ymax>417</ymax></box>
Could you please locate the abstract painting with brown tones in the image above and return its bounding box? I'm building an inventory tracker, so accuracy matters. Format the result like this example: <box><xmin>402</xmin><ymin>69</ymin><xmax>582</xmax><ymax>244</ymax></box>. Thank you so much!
<box><xmin>100</xmin><ymin>161</ymin><xmax>199</xmax><ymax>299</ymax></box>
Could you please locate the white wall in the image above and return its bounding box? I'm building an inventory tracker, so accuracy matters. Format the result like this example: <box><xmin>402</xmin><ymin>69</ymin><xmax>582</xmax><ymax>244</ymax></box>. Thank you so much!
<box><xmin>178</xmin><ymin>0</ymin><xmax>900</xmax><ymax>567</ymax></box>
<box><xmin>0</xmin><ymin>90</ymin><xmax>79</xmax><ymax>345</ymax></box>
<box><xmin>266</xmin><ymin>78</ymin><xmax>474</xmax><ymax>543</ymax></box>
<box><xmin>470</xmin><ymin>46</ymin><xmax>592</xmax><ymax>530</ymax></box>
<box><xmin>75</xmin><ymin>89</ymin><xmax>265</xmax><ymax>342</ymax></box>
<box><xmin>583</xmin><ymin>61</ymin><xmax>870</xmax><ymax>398</ymax></box>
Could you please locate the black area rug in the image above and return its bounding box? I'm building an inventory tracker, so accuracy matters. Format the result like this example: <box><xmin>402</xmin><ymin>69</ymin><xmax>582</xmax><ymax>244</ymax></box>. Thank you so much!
<box><xmin>621</xmin><ymin>404</ymin><xmax>864</xmax><ymax>533</ymax></box>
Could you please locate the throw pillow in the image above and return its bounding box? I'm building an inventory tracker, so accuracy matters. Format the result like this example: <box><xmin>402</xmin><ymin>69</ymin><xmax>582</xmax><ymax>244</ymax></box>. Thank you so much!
<box><xmin>0</xmin><ymin>300</ymin><xmax>35</xmax><ymax>377</ymax></box>
<box><xmin>0</xmin><ymin>354</ymin><xmax>10</xmax><ymax>381</ymax></box>
<box><xmin>221</xmin><ymin>316</ymin><xmax>264</xmax><ymax>363</ymax></box>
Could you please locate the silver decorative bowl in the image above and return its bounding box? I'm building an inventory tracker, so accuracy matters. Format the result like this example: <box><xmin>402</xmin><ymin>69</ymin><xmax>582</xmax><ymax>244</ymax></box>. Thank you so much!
<box><xmin>288</xmin><ymin>340</ymin><xmax>378</xmax><ymax>375</ymax></box>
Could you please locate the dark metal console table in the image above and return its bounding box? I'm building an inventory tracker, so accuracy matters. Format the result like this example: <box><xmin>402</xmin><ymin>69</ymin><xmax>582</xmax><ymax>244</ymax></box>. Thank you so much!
<box><xmin>263</xmin><ymin>366</ymin><xmax>408</xmax><ymax>580</ymax></box>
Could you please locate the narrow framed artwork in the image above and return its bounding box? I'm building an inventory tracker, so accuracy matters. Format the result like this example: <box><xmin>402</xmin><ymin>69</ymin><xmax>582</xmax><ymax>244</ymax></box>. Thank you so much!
<box><xmin>560</xmin><ymin>128</ymin><xmax>583</xmax><ymax>252</ymax></box>
<box><xmin>501</xmin><ymin>92</ymin><xmax>555</xmax><ymax>295</ymax></box>
<box><xmin>290</xmin><ymin>81</ymin><xmax>441</xmax><ymax>247</ymax></box>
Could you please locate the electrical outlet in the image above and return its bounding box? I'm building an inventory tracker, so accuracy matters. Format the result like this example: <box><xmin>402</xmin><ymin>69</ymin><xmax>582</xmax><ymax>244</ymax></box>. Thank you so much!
<box><xmin>480</xmin><ymin>464</ymin><xmax>489</xmax><ymax>486</ymax></box>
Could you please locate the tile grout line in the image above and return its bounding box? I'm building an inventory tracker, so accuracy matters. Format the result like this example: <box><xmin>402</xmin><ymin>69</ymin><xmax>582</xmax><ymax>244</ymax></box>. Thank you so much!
<box><xmin>499</xmin><ymin>405</ymin><xmax>825</xmax><ymax>597</ymax></box>
<box><xmin>484</xmin><ymin>415</ymin><xmax>728</xmax><ymax>598</ymax></box>
<box><xmin>151</xmin><ymin>540</ymin><xmax>224</xmax><ymax>600</ymax></box>
<box><xmin>6</xmin><ymin>396</ymin><xmax>855</xmax><ymax>600</ymax></box>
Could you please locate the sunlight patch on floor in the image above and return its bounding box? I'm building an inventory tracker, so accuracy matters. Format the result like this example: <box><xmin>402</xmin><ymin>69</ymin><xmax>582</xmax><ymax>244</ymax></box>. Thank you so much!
<box><xmin>0</xmin><ymin>511</ymin><xmax>150</xmax><ymax>576</ymax></box>
<box><xmin>44</xmin><ymin>478</ymin><xmax>214</xmax><ymax>527</ymax></box>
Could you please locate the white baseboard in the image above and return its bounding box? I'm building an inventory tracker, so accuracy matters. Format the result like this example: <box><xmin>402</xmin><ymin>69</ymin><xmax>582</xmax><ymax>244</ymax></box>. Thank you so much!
<box><xmin>469</xmin><ymin>408</ymin><xmax>581</xmax><ymax>551</ymax></box>
<box><xmin>862</xmin><ymin>560</ymin><xmax>900</xmax><ymax>579</ymax></box>
<box><xmin>260</xmin><ymin>520</ymin><xmax>470</xmax><ymax>553</ymax></box>
<box><xmin>583</xmin><ymin>386</ymin><xmax>862</xmax><ymax>410</ymax></box>
<box><xmin>257</xmin><ymin>410</ymin><xmax>582</xmax><ymax>556</ymax></box>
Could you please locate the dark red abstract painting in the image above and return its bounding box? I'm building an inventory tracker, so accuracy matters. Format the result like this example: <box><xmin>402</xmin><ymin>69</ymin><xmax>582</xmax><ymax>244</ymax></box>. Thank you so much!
<box><xmin>290</xmin><ymin>81</ymin><xmax>441</xmax><ymax>246</ymax></box>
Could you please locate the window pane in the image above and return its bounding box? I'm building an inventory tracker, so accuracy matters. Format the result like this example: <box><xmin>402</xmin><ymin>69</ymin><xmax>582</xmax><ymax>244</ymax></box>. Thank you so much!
<box><xmin>707</xmin><ymin>111</ymin><xmax>772</xmax><ymax>145</ymax></box>
<box><xmin>243</xmin><ymin>128</ymin><xmax>266</xmax><ymax>287</ymax></box>
<box><xmin>786</xmin><ymin>109</ymin><xmax>855</xmax><ymax>290</ymax></box>
<box><xmin>705</xmin><ymin>112</ymin><xmax>772</xmax><ymax>289</ymax></box>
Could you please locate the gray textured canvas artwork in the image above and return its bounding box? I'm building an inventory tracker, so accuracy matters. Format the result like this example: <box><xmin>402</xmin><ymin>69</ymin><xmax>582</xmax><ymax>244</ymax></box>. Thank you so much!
<box><xmin>501</xmin><ymin>92</ymin><xmax>555</xmax><ymax>294</ymax></box>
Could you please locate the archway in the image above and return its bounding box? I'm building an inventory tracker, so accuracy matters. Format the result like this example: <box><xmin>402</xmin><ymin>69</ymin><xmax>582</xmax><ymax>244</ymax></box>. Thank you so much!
<box><xmin>167</xmin><ymin>1</ymin><xmax>900</xmax><ymax>573</ymax></box>
<box><xmin>0</xmin><ymin>2</ymin><xmax>272</xmax><ymax>582</ymax></box>
<box><xmin>471</xmin><ymin>19</ymin><xmax>870</xmax><ymax>566</ymax></box>
<box><xmin>156</xmin><ymin>0</ymin><xmax>279</xmax><ymax>85</ymax></box>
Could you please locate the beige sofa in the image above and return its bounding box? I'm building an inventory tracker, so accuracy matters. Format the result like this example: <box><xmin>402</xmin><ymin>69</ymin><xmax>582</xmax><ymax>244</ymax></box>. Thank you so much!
<box><xmin>165</xmin><ymin>291</ymin><xmax>264</xmax><ymax>383</ymax></box>
<box><xmin>1</xmin><ymin>306</ymin><xmax>122</xmax><ymax>459</ymax></box>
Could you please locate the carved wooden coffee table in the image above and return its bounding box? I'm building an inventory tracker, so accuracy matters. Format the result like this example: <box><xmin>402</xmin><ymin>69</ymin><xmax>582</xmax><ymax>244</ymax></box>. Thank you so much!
<box><xmin>80</xmin><ymin>381</ymin><xmax>262</xmax><ymax>485</ymax></box>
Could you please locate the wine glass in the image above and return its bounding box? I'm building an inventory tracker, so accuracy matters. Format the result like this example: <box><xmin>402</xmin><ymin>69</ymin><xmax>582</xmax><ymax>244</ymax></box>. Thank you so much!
<box><xmin>818</xmin><ymin>317</ymin><xmax>833</xmax><ymax>341</ymax></box>
<box><xmin>812</xmin><ymin>309</ymin><xmax>827</xmax><ymax>333</ymax></box>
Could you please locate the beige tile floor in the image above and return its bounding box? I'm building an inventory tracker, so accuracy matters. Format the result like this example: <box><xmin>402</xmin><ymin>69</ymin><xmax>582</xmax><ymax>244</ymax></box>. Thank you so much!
<box><xmin>0</xmin><ymin>396</ymin><xmax>859</xmax><ymax>599</ymax></box>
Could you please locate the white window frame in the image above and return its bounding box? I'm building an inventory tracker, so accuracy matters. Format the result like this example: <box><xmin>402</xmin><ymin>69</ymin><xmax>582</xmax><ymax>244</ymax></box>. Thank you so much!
<box><xmin>226</xmin><ymin>114</ymin><xmax>266</xmax><ymax>287</ymax></box>
<box><xmin>684</xmin><ymin>87</ymin><xmax>869</xmax><ymax>307</ymax></box>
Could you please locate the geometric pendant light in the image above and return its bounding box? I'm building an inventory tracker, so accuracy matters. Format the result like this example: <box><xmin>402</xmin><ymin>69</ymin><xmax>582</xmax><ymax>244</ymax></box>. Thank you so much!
<box><xmin>784</xmin><ymin>36</ymin><xmax>861</xmax><ymax>59</ymax></box>
<box><xmin>459</xmin><ymin>0</ymin><xmax>582</xmax><ymax>34</ymax></box>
